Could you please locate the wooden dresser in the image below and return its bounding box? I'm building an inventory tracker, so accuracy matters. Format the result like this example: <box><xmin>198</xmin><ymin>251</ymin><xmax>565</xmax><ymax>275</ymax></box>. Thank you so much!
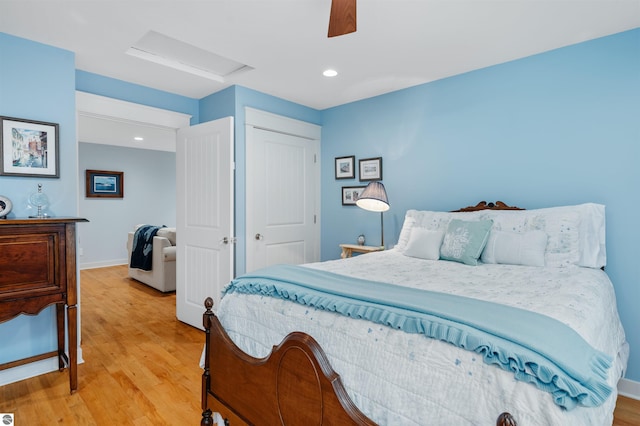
<box><xmin>0</xmin><ymin>217</ymin><xmax>88</xmax><ymax>393</ymax></box>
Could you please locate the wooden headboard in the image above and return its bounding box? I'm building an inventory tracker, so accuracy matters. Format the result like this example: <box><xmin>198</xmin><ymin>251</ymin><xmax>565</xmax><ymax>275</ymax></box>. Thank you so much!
<box><xmin>453</xmin><ymin>201</ymin><xmax>523</xmax><ymax>212</ymax></box>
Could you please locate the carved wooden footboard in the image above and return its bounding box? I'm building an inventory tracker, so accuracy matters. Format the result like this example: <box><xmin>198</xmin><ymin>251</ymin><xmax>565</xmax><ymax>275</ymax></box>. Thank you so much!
<box><xmin>201</xmin><ymin>201</ymin><xmax>522</xmax><ymax>425</ymax></box>
<box><xmin>201</xmin><ymin>297</ymin><xmax>376</xmax><ymax>425</ymax></box>
<box><xmin>201</xmin><ymin>298</ymin><xmax>517</xmax><ymax>426</ymax></box>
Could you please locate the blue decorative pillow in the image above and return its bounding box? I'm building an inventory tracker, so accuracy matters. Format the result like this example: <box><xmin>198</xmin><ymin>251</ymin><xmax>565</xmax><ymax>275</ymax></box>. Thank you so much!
<box><xmin>440</xmin><ymin>219</ymin><xmax>493</xmax><ymax>266</ymax></box>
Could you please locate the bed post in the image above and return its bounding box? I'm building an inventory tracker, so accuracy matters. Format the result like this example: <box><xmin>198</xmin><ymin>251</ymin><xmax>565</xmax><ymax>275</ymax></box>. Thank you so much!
<box><xmin>201</xmin><ymin>297</ymin><xmax>214</xmax><ymax>426</ymax></box>
<box><xmin>497</xmin><ymin>412</ymin><xmax>517</xmax><ymax>426</ymax></box>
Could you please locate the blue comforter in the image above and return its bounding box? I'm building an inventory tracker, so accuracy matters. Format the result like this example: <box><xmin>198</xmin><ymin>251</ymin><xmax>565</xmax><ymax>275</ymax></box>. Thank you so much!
<box><xmin>224</xmin><ymin>264</ymin><xmax>612</xmax><ymax>410</ymax></box>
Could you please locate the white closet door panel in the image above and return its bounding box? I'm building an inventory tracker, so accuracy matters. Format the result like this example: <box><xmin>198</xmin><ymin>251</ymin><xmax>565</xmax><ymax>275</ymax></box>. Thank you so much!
<box><xmin>265</xmin><ymin>241</ymin><xmax>306</xmax><ymax>266</ymax></box>
<box><xmin>265</xmin><ymin>141</ymin><xmax>305</xmax><ymax>226</ymax></box>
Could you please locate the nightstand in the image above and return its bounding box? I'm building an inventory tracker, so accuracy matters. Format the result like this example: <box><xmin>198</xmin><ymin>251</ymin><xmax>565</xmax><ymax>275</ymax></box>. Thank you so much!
<box><xmin>339</xmin><ymin>243</ymin><xmax>384</xmax><ymax>258</ymax></box>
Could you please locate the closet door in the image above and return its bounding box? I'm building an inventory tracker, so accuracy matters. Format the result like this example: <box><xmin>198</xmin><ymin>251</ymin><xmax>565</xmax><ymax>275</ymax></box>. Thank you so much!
<box><xmin>176</xmin><ymin>117</ymin><xmax>234</xmax><ymax>327</ymax></box>
<box><xmin>245</xmin><ymin>108</ymin><xmax>321</xmax><ymax>273</ymax></box>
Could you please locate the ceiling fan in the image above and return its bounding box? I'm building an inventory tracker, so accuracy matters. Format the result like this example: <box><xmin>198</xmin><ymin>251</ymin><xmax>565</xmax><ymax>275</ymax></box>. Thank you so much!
<box><xmin>328</xmin><ymin>0</ymin><xmax>357</xmax><ymax>37</ymax></box>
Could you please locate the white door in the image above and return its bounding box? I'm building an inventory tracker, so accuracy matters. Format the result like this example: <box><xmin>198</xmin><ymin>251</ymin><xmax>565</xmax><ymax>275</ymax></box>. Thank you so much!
<box><xmin>176</xmin><ymin>117</ymin><xmax>234</xmax><ymax>327</ymax></box>
<box><xmin>246</xmin><ymin>112</ymin><xmax>320</xmax><ymax>272</ymax></box>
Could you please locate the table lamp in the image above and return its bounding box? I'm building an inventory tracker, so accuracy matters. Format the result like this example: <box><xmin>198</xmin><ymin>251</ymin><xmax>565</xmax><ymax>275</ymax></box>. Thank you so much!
<box><xmin>356</xmin><ymin>181</ymin><xmax>389</xmax><ymax>248</ymax></box>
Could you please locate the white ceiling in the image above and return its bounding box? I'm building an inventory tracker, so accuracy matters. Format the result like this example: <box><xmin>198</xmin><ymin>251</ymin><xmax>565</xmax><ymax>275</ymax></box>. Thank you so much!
<box><xmin>1</xmin><ymin>0</ymin><xmax>639</xmax><ymax>111</ymax></box>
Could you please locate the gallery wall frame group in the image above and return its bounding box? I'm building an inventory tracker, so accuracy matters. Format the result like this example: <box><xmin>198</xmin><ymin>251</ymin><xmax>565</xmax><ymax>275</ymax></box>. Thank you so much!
<box><xmin>335</xmin><ymin>155</ymin><xmax>383</xmax><ymax>206</ymax></box>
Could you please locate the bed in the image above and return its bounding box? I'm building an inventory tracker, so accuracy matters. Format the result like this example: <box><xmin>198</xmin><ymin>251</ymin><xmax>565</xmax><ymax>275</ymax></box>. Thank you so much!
<box><xmin>200</xmin><ymin>201</ymin><xmax>628</xmax><ymax>425</ymax></box>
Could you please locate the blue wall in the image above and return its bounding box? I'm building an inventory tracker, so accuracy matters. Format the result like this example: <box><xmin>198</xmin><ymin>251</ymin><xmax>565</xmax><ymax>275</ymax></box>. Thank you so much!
<box><xmin>0</xmin><ymin>34</ymin><xmax>78</xmax><ymax>369</ymax></box>
<box><xmin>321</xmin><ymin>28</ymin><xmax>640</xmax><ymax>381</ymax></box>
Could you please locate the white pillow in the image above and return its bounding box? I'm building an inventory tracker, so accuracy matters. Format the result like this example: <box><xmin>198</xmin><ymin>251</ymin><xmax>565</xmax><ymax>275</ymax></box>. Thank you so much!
<box><xmin>481</xmin><ymin>230</ymin><xmax>548</xmax><ymax>267</ymax></box>
<box><xmin>403</xmin><ymin>228</ymin><xmax>445</xmax><ymax>260</ymax></box>
<box><xmin>476</xmin><ymin>209</ymin><xmax>580</xmax><ymax>268</ymax></box>
<box><xmin>396</xmin><ymin>210</ymin><xmax>471</xmax><ymax>252</ymax></box>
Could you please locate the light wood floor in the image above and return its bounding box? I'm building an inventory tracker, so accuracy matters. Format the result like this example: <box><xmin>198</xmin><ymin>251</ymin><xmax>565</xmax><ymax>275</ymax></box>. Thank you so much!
<box><xmin>0</xmin><ymin>265</ymin><xmax>203</xmax><ymax>425</ymax></box>
<box><xmin>1</xmin><ymin>264</ymin><xmax>639</xmax><ymax>425</ymax></box>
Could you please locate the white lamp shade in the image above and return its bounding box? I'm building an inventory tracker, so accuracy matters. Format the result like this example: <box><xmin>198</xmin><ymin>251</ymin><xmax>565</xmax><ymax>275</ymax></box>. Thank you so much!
<box><xmin>356</xmin><ymin>181</ymin><xmax>389</xmax><ymax>212</ymax></box>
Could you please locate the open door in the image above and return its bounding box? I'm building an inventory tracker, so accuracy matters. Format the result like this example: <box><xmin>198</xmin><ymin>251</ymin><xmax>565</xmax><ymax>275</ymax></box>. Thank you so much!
<box><xmin>176</xmin><ymin>117</ymin><xmax>234</xmax><ymax>328</ymax></box>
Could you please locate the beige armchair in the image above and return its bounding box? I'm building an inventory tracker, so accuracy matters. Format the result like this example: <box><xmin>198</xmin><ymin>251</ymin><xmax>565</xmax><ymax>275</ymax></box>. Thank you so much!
<box><xmin>126</xmin><ymin>225</ymin><xmax>176</xmax><ymax>292</ymax></box>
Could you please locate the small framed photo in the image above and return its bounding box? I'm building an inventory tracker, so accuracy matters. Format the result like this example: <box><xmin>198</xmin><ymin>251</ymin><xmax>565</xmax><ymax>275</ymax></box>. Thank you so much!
<box><xmin>86</xmin><ymin>169</ymin><xmax>124</xmax><ymax>198</ymax></box>
<box><xmin>0</xmin><ymin>116</ymin><xmax>60</xmax><ymax>178</ymax></box>
<box><xmin>335</xmin><ymin>155</ymin><xmax>355</xmax><ymax>179</ymax></box>
<box><xmin>359</xmin><ymin>157</ymin><xmax>382</xmax><ymax>181</ymax></box>
<box><xmin>342</xmin><ymin>186</ymin><xmax>366</xmax><ymax>206</ymax></box>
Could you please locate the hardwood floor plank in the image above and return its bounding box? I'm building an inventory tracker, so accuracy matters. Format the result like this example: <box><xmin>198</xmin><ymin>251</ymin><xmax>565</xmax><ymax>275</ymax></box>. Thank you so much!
<box><xmin>0</xmin><ymin>264</ymin><xmax>637</xmax><ymax>425</ymax></box>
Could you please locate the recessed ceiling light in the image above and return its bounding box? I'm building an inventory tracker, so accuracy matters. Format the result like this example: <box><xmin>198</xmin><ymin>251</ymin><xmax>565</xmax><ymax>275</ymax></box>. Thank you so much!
<box><xmin>134</xmin><ymin>137</ymin><xmax>144</xmax><ymax>141</ymax></box>
<box><xmin>323</xmin><ymin>69</ymin><xmax>338</xmax><ymax>77</ymax></box>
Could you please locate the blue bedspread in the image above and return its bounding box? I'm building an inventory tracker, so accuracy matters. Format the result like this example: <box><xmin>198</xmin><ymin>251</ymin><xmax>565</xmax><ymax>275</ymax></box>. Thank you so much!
<box><xmin>223</xmin><ymin>264</ymin><xmax>613</xmax><ymax>410</ymax></box>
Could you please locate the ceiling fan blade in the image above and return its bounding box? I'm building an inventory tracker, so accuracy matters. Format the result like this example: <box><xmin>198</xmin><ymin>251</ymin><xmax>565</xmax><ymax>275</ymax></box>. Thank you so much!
<box><xmin>328</xmin><ymin>0</ymin><xmax>356</xmax><ymax>37</ymax></box>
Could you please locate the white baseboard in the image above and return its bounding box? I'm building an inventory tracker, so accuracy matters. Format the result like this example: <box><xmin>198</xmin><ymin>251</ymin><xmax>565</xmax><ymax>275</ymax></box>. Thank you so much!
<box><xmin>619</xmin><ymin>378</ymin><xmax>640</xmax><ymax>400</ymax></box>
<box><xmin>79</xmin><ymin>259</ymin><xmax>127</xmax><ymax>270</ymax></box>
<box><xmin>0</xmin><ymin>347</ymin><xmax>84</xmax><ymax>387</ymax></box>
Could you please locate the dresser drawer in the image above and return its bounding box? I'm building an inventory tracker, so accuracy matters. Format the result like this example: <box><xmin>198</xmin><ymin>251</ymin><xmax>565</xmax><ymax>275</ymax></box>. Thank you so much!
<box><xmin>0</xmin><ymin>225</ymin><xmax>65</xmax><ymax>300</ymax></box>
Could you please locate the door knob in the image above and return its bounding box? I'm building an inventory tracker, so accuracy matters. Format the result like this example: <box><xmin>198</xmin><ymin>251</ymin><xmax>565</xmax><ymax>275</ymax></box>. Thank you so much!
<box><xmin>255</xmin><ymin>233</ymin><xmax>263</xmax><ymax>240</ymax></box>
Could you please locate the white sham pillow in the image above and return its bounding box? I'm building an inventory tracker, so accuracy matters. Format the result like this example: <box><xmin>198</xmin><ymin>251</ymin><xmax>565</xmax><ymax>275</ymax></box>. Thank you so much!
<box><xmin>481</xmin><ymin>230</ymin><xmax>548</xmax><ymax>267</ymax></box>
<box><xmin>403</xmin><ymin>228</ymin><xmax>445</xmax><ymax>260</ymax></box>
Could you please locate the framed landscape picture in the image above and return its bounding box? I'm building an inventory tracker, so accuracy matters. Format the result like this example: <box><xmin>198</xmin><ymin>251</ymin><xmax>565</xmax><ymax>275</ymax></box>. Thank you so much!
<box><xmin>0</xmin><ymin>116</ymin><xmax>59</xmax><ymax>178</ymax></box>
<box><xmin>85</xmin><ymin>169</ymin><xmax>124</xmax><ymax>198</ymax></box>
<box><xmin>335</xmin><ymin>155</ymin><xmax>355</xmax><ymax>179</ymax></box>
<box><xmin>359</xmin><ymin>157</ymin><xmax>382</xmax><ymax>181</ymax></box>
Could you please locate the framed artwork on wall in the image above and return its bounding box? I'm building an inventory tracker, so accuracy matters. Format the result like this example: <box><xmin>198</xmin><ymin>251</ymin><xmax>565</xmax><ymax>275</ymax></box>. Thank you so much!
<box><xmin>0</xmin><ymin>116</ymin><xmax>60</xmax><ymax>178</ymax></box>
<box><xmin>85</xmin><ymin>169</ymin><xmax>124</xmax><ymax>198</ymax></box>
<box><xmin>342</xmin><ymin>186</ymin><xmax>366</xmax><ymax>206</ymax></box>
<box><xmin>359</xmin><ymin>157</ymin><xmax>382</xmax><ymax>181</ymax></box>
<box><xmin>335</xmin><ymin>155</ymin><xmax>355</xmax><ymax>179</ymax></box>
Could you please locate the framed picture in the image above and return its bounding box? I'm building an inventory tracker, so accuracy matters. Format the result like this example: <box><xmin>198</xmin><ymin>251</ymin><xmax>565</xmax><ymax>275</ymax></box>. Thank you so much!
<box><xmin>359</xmin><ymin>157</ymin><xmax>382</xmax><ymax>181</ymax></box>
<box><xmin>335</xmin><ymin>155</ymin><xmax>355</xmax><ymax>179</ymax></box>
<box><xmin>342</xmin><ymin>186</ymin><xmax>366</xmax><ymax>206</ymax></box>
<box><xmin>0</xmin><ymin>116</ymin><xmax>59</xmax><ymax>178</ymax></box>
<box><xmin>85</xmin><ymin>169</ymin><xmax>124</xmax><ymax>198</ymax></box>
